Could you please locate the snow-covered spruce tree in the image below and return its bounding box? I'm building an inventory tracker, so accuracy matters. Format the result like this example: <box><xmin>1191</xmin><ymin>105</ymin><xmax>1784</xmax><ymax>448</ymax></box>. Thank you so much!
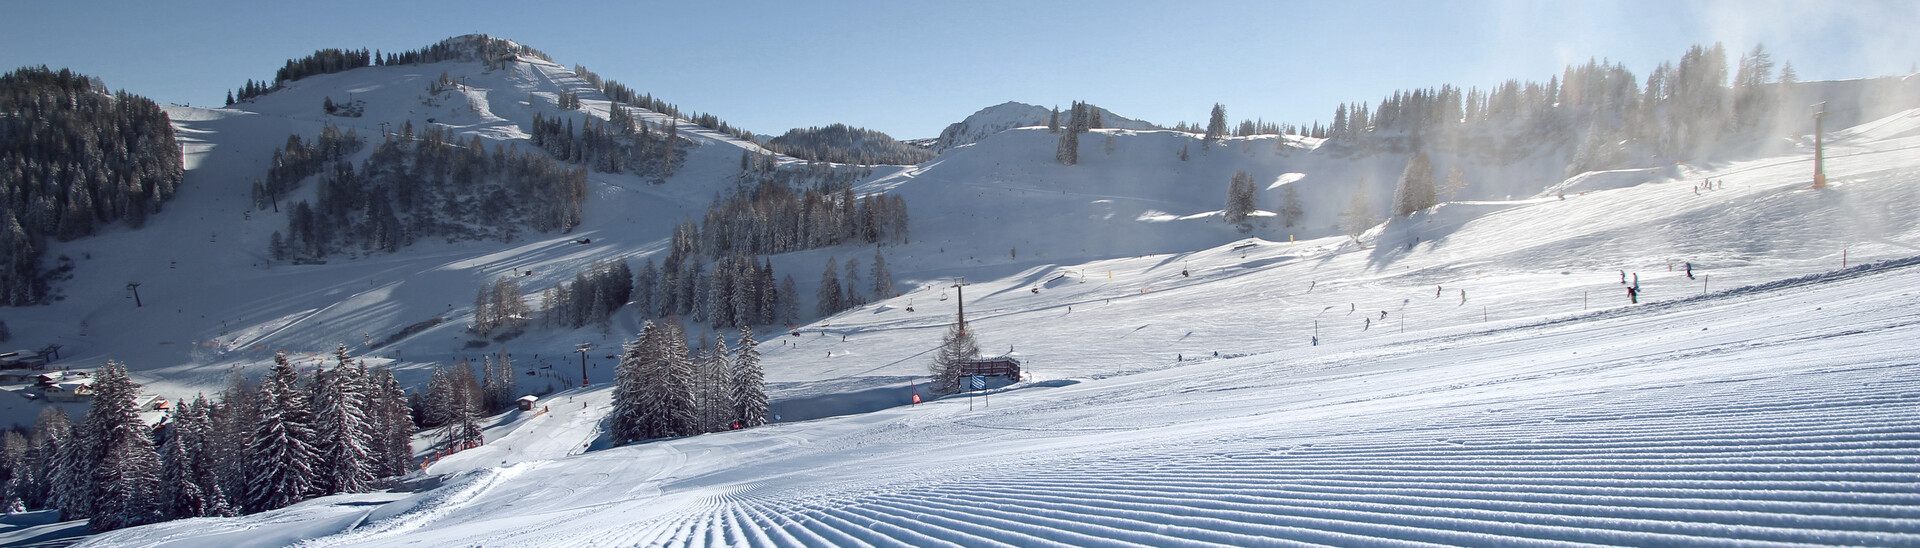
<box><xmin>657</xmin><ymin>322</ymin><xmax>700</xmax><ymax>438</ymax></box>
<box><xmin>701</xmin><ymin>334</ymin><xmax>734</xmax><ymax>432</ymax></box>
<box><xmin>1279</xmin><ymin>185</ymin><xmax>1304</xmax><ymax>228</ymax></box>
<box><xmin>49</xmin><ymin>410</ymin><xmax>89</xmax><ymax>520</ymax></box>
<box><xmin>708</xmin><ymin>260</ymin><xmax>734</xmax><ymax>329</ymax></box>
<box><xmin>816</xmin><ymin>257</ymin><xmax>842</xmax><ymax>317</ymax></box>
<box><xmin>2</xmin><ymin>430</ymin><xmax>27</xmax><ymax>512</ymax></box>
<box><xmin>369</xmin><ymin>365</ymin><xmax>415</xmax><ymax>478</ymax></box>
<box><xmin>312</xmin><ymin>347</ymin><xmax>373</xmax><ymax>495</ymax></box>
<box><xmin>207</xmin><ymin>370</ymin><xmax>256</xmax><ymax>516</ymax></box>
<box><xmin>778</xmin><ymin>275</ymin><xmax>799</xmax><ymax>326</ymax></box>
<box><xmin>758</xmin><ymin>260</ymin><xmax>780</xmax><ymax>327</ymax></box>
<box><xmin>732</xmin><ymin>327</ymin><xmax>768</xmax><ymax>428</ymax></box>
<box><xmin>82</xmin><ymin>360</ymin><xmax>161</xmax><ymax>530</ymax></box>
<box><xmin>871</xmin><ymin>249</ymin><xmax>893</xmax><ymax>299</ymax></box>
<box><xmin>1056</xmin><ymin>124</ymin><xmax>1079</xmax><ymax>165</ymax></box>
<box><xmin>1340</xmin><ymin>179</ymin><xmax>1377</xmax><ymax>243</ymax></box>
<box><xmin>1392</xmin><ymin>151</ymin><xmax>1437</xmax><ymax>217</ymax></box>
<box><xmin>18</xmin><ymin>408</ymin><xmax>70</xmax><ymax>511</ymax></box>
<box><xmin>182</xmin><ymin>395</ymin><xmax>234</xmax><ymax>516</ymax></box>
<box><xmin>635</xmin><ymin>259</ymin><xmax>660</xmax><ymax>319</ymax></box>
<box><xmin>730</xmin><ymin>258</ymin><xmax>757</xmax><ymax>329</ymax></box>
<box><xmin>246</xmin><ymin>354</ymin><xmax>317</xmax><ymax>514</ymax></box>
<box><xmin>1047</xmin><ymin>106</ymin><xmax>1060</xmax><ymax>133</ymax></box>
<box><xmin>843</xmin><ymin>257</ymin><xmax>863</xmax><ymax>306</ymax></box>
<box><xmin>608</xmin><ymin>326</ymin><xmax>653</xmax><ymax>445</ymax></box>
<box><xmin>1204</xmin><ymin>103</ymin><xmax>1229</xmax><ymax>143</ymax></box>
<box><xmin>157</xmin><ymin>419</ymin><xmax>207</xmax><ymax>520</ymax></box>
<box><xmin>928</xmin><ymin>323</ymin><xmax>981</xmax><ymax>395</ymax></box>
<box><xmin>1225</xmin><ymin>171</ymin><xmax>1259</xmax><ymax>224</ymax></box>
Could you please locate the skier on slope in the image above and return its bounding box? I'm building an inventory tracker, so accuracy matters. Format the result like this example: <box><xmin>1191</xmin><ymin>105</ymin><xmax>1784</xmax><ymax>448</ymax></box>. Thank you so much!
<box><xmin>1685</xmin><ymin>262</ymin><xmax>1694</xmax><ymax>280</ymax></box>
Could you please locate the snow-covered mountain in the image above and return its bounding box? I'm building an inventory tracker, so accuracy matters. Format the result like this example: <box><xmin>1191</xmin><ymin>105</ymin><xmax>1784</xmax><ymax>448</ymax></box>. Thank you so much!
<box><xmin>928</xmin><ymin>100</ymin><xmax>1155</xmax><ymax>153</ymax></box>
<box><xmin>4</xmin><ymin>35</ymin><xmax>1920</xmax><ymax>546</ymax></box>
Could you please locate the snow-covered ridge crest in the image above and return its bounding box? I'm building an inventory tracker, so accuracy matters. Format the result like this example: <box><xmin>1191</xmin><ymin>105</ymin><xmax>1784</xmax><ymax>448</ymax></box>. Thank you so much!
<box><xmin>931</xmin><ymin>101</ymin><xmax>1154</xmax><ymax>153</ymax></box>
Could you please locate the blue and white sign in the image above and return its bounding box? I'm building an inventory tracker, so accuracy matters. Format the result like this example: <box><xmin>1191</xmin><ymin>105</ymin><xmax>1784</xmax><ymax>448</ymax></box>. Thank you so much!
<box><xmin>970</xmin><ymin>375</ymin><xmax>986</xmax><ymax>390</ymax></box>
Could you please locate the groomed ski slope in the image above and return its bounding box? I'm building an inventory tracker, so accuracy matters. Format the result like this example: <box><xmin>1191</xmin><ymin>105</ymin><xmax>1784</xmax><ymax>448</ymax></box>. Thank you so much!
<box><xmin>79</xmin><ymin>255</ymin><xmax>1920</xmax><ymax>546</ymax></box>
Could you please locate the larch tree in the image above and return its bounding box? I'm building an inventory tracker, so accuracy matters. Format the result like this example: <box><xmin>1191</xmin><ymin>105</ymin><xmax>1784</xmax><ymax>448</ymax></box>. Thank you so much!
<box><xmin>871</xmin><ymin>249</ymin><xmax>894</xmax><ymax>298</ymax></box>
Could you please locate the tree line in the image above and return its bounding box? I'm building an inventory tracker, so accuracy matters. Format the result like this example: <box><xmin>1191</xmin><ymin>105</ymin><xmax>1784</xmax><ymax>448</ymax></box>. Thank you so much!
<box><xmin>529</xmin><ymin>109</ymin><xmax>684</xmax><ymax>179</ymax></box>
<box><xmin>1</xmin><ymin>66</ymin><xmax>183</xmax><ymax>305</ymax></box>
<box><xmin>269</xmin><ymin>125</ymin><xmax>587</xmax><ymax>261</ymax></box>
<box><xmin>763</xmin><ymin>124</ymin><xmax>934</xmax><ymax>166</ymax></box>
<box><xmin>0</xmin><ymin>348</ymin><xmax>417</xmax><ymax>531</ymax></box>
<box><xmin>608</xmin><ymin>322</ymin><xmax>766</xmax><ymax>444</ymax></box>
<box><xmin>230</xmin><ymin>35</ymin><xmax>550</xmax><ymax>105</ymax></box>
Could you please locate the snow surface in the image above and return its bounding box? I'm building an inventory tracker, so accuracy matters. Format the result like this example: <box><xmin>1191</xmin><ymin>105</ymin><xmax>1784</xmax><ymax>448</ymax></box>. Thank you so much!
<box><xmin>6</xmin><ymin>49</ymin><xmax>1920</xmax><ymax>546</ymax></box>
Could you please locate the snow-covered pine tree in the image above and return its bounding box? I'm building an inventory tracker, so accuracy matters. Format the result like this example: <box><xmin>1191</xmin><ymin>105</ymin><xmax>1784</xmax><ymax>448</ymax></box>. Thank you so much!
<box><xmin>929</xmin><ymin>324</ymin><xmax>981</xmax><ymax>395</ymax></box>
<box><xmin>871</xmin><ymin>249</ymin><xmax>893</xmax><ymax>298</ymax></box>
<box><xmin>246</xmin><ymin>354</ymin><xmax>317</xmax><ymax>513</ymax></box>
<box><xmin>81</xmin><ymin>360</ymin><xmax>161</xmax><ymax>530</ymax></box>
<box><xmin>1392</xmin><ymin>151</ymin><xmax>1437</xmax><ymax>217</ymax></box>
<box><xmin>732</xmin><ymin>327</ymin><xmax>767</xmax><ymax>428</ymax></box>
<box><xmin>312</xmin><ymin>347</ymin><xmax>373</xmax><ymax>495</ymax></box>
<box><xmin>816</xmin><ymin>258</ymin><xmax>842</xmax><ymax>317</ymax></box>
<box><xmin>1225</xmin><ymin>171</ymin><xmax>1258</xmax><ymax>224</ymax></box>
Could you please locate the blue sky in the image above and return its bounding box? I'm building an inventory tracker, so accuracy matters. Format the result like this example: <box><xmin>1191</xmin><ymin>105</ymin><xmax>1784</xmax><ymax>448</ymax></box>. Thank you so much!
<box><xmin>5</xmin><ymin>1</ymin><xmax>1916</xmax><ymax>139</ymax></box>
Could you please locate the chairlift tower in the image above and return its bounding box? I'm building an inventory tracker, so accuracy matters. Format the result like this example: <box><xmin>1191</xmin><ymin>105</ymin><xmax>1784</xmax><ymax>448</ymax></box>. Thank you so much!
<box><xmin>575</xmin><ymin>342</ymin><xmax>593</xmax><ymax>387</ymax></box>
<box><xmin>952</xmin><ymin>277</ymin><xmax>968</xmax><ymax>334</ymax></box>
